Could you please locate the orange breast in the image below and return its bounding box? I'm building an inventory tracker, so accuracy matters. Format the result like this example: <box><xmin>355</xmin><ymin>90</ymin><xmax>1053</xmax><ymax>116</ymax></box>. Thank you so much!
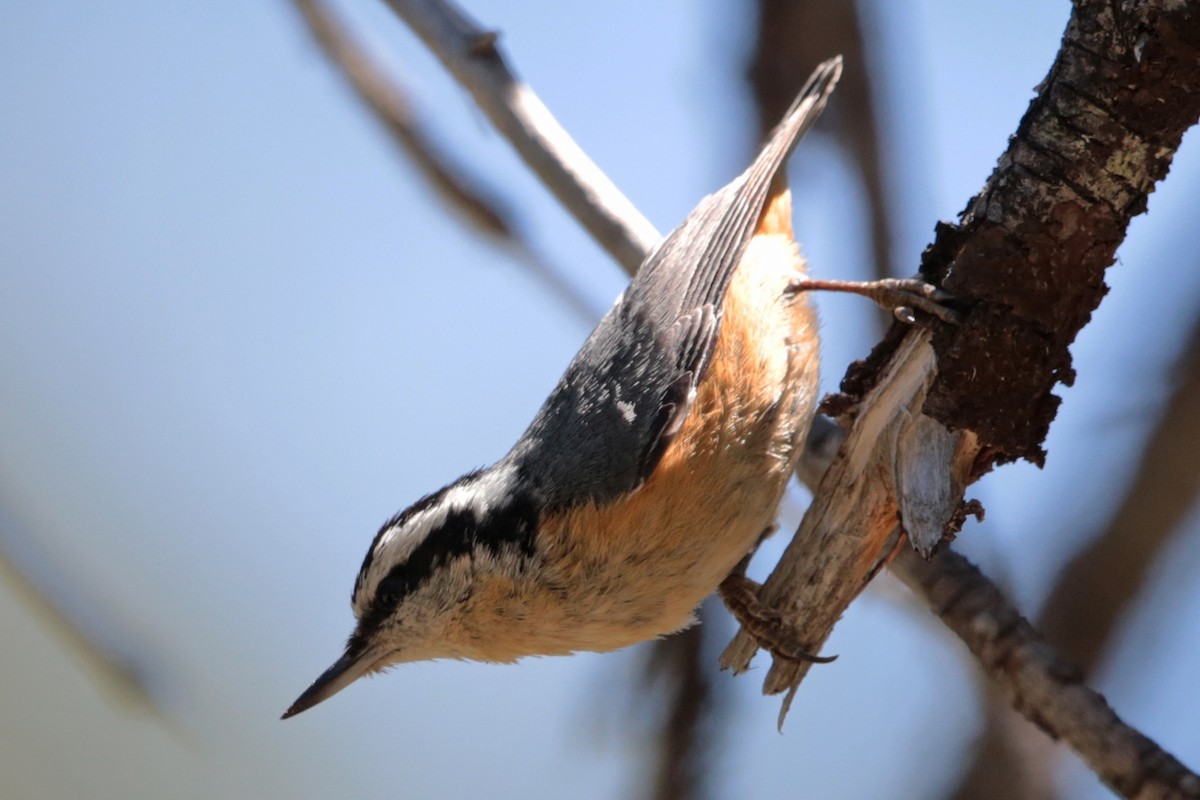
<box><xmin>524</xmin><ymin>189</ymin><xmax>820</xmax><ymax>652</ymax></box>
<box><xmin>448</xmin><ymin>190</ymin><xmax>821</xmax><ymax>661</ymax></box>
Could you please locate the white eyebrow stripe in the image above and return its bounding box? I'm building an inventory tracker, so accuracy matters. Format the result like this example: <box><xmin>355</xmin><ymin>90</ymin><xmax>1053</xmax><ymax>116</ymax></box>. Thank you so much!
<box><xmin>353</xmin><ymin>463</ymin><xmax>518</xmax><ymax>616</ymax></box>
<box><xmin>439</xmin><ymin>464</ymin><xmax>516</xmax><ymax>517</ymax></box>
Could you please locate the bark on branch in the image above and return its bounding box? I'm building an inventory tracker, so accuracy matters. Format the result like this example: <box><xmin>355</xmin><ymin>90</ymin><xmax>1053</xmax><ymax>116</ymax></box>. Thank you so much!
<box><xmin>894</xmin><ymin>549</ymin><xmax>1200</xmax><ymax>800</ymax></box>
<box><xmin>900</xmin><ymin>0</ymin><xmax>1200</xmax><ymax>462</ymax></box>
<box><xmin>949</xmin><ymin>307</ymin><xmax>1200</xmax><ymax>800</ymax></box>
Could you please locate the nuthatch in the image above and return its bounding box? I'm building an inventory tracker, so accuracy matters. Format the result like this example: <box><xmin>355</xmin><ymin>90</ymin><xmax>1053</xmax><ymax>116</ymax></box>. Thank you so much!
<box><xmin>284</xmin><ymin>58</ymin><xmax>846</xmax><ymax>718</ymax></box>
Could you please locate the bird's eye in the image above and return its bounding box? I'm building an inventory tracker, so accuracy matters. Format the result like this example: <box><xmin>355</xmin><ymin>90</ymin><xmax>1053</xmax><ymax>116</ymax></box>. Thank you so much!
<box><xmin>375</xmin><ymin>568</ymin><xmax>414</xmax><ymax>606</ymax></box>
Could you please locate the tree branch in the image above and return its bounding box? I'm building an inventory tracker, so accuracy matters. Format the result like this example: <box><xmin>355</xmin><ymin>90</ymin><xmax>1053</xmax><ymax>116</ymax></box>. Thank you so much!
<box><xmin>894</xmin><ymin>549</ymin><xmax>1200</xmax><ymax>800</ymax></box>
<box><xmin>379</xmin><ymin>0</ymin><xmax>660</xmax><ymax>274</ymax></box>
<box><xmin>948</xmin><ymin>304</ymin><xmax>1200</xmax><ymax>799</ymax></box>
<box><xmin>916</xmin><ymin>0</ymin><xmax>1200</xmax><ymax>461</ymax></box>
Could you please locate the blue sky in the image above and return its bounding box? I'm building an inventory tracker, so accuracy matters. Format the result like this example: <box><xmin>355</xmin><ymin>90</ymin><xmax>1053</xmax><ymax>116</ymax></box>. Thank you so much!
<box><xmin>2</xmin><ymin>2</ymin><xmax>1198</xmax><ymax>798</ymax></box>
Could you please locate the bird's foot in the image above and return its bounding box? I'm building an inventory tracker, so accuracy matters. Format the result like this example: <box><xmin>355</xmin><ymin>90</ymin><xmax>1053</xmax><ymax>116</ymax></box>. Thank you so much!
<box><xmin>718</xmin><ymin>572</ymin><xmax>837</xmax><ymax>664</ymax></box>
<box><xmin>788</xmin><ymin>277</ymin><xmax>960</xmax><ymax>325</ymax></box>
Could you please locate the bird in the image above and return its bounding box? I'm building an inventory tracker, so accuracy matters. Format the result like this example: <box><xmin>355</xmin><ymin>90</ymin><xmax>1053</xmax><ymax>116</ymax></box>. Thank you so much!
<box><xmin>284</xmin><ymin>57</ymin><xmax>845</xmax><ymax>719</ymax></box>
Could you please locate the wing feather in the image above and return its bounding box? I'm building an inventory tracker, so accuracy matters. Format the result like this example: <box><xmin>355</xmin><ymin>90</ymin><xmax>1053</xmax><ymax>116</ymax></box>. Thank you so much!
<box><xmin>511</xmin><ymin>58</ymin><xmax>842</xmax><ymax>510</ymax></box>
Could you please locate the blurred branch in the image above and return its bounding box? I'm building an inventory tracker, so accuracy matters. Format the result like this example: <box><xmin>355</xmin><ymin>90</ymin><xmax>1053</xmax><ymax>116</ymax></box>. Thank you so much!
<box><xmin>379</xmin><ymin>0</ymin><xmax>660</xmax><ymax>275</ymax></box>
<box><xmin>893</xmin><ymin>549</ymin><xmax>1200</xmax><ymax>800</ymax></box>
<box><xmin>0</xmin><ymin>508</ymin><xmax>174</xmax><ymax>727</ymax></box>
<box><xmin>641</xmin><ymin>621</ymin><xmax>718</xmax><ymax>800</ymax></box>
<box><xmin>293</xmin><ymin>0</ymin><xmax>513</xmax><ymax>238</ymax></box>
<box><xmin>750</xmin><ymin>0</ymin><xmax>894</xmax><ymax>297</ymax></box>
<box><xmin>1040</xmin><ymin>312</ymin><xmax>1200</xmax><ymax>671</ymax></box>
<box><xmin>948</xmin><ymin>306</ymin><xmax>1200</xmax><ymax>799</ymax></box>
<box><xmin>292</xmin><ymin>0</ymin><xmax>597</xmax><ymax>321</ymax></box>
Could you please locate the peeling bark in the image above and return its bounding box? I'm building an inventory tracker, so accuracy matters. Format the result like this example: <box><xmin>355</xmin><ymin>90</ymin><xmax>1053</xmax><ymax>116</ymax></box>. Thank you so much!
<box><xmin>914</xmin><ymin>1</ymin><xmax>1199</xmax><ymax>462</ymax></box>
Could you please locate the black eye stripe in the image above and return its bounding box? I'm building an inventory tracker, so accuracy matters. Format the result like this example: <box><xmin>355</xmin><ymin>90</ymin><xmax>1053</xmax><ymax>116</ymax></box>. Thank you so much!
<box><xmin>355</xmin><ymin>490</ymin><xmax>539</xmax><ymax>637</ymax></box>
<box><xmin>352</xmin><ymin>469</ymin><xmax>490</xmax><ymax>602</ymax></box>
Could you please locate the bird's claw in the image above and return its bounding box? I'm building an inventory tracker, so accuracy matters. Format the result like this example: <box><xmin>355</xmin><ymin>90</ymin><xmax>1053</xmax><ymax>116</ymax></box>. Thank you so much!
<box><xmin>718</xmin><ymin>573</ymin><xmax>837</xmax><ymax>665</ymax></box>
<box><xmin>788</xmin><ymin>277</ymin><xmax>960</xmax><ymax>325</ymax></box>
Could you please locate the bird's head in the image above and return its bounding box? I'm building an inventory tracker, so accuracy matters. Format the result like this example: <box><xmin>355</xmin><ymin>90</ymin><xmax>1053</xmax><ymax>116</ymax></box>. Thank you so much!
<box><xmin>283</xmin><ymin>464</ymin><xmax>536</xmax><ymax>718</ymax></box>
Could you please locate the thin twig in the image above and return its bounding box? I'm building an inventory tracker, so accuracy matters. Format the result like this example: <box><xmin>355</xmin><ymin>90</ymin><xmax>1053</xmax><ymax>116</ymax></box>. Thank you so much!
<box><xmin>379</xmin><ymin>0</ymin><xmax>660</xmax><ymax>275</ymax></box>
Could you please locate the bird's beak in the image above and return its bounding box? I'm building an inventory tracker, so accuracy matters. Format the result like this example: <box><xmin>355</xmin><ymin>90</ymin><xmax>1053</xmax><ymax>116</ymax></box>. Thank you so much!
<box><xmin>282</xmin><ymin>640</ymin><xmax>384</xmax><ymax>719</ymax></box>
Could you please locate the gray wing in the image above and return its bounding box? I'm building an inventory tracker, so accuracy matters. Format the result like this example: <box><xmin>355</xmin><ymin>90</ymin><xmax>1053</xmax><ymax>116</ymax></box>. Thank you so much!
<box><xmin>511</xmin><ymin>58</ymin><xmax>842</xmax><ymax>511</ymax></box>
